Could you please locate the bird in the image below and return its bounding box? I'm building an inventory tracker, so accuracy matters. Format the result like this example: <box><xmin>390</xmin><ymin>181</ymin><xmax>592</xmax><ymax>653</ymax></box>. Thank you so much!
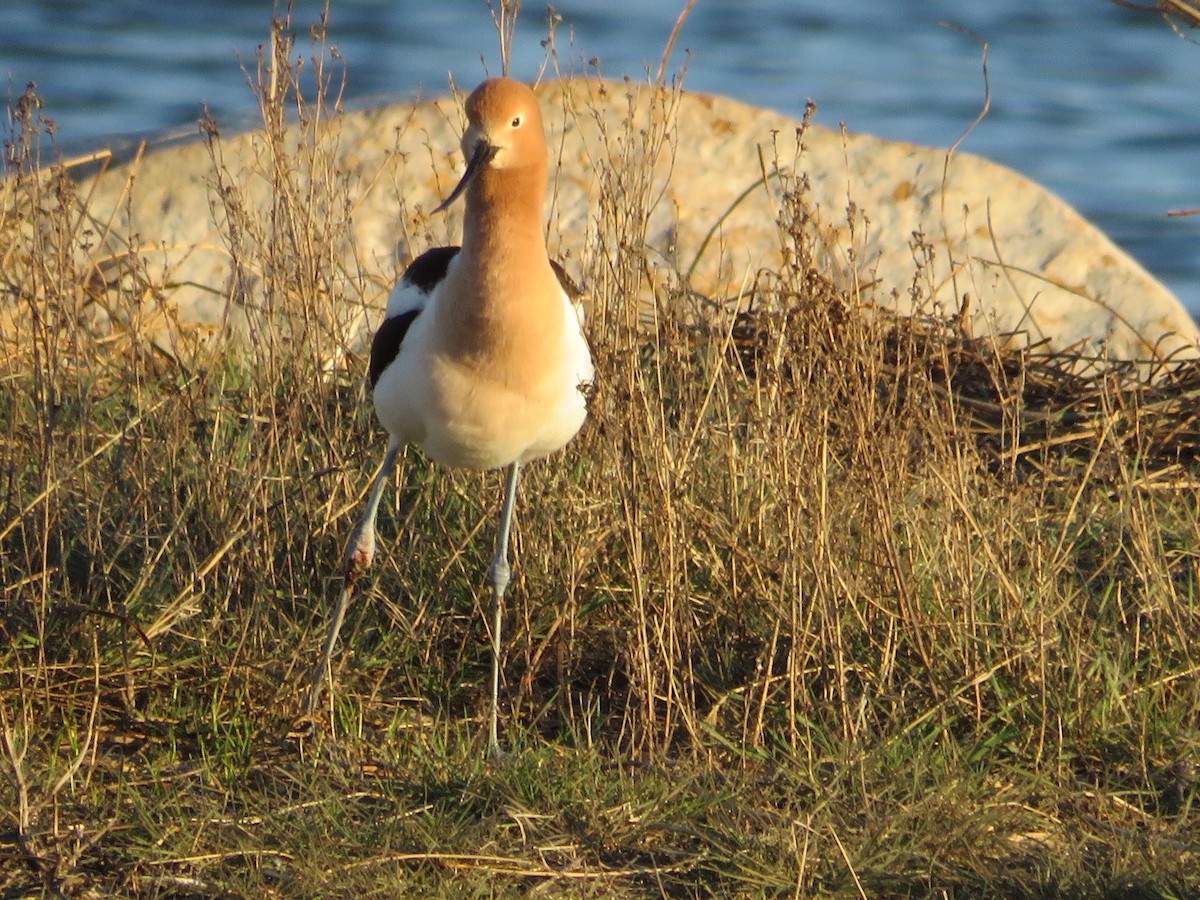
<box><xmin>304</xmin><ymin>77</ymin><xmax>594</xmax><ymax>760</ymax></box>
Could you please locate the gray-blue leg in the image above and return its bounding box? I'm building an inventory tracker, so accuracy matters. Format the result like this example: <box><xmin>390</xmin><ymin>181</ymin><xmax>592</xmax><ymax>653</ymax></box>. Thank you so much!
<box><xmin>305</xmin><ymin>439</ymin><xmax>402</xmax><ymax>716</ymax></box>
<box><xmin>487</xmin><ymin>461</ymin><xmax>520</xmax><ymax>758</ymax></box>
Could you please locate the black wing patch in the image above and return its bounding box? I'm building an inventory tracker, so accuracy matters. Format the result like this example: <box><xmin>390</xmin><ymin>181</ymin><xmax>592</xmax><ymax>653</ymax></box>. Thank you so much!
<box><xmin>369</xmin><ymin>310</ymin><xmax>419</xmax><ymax>388</ymax></box>
<box><xmin>368</xmin><ymin>246</ymin><xmax>461</xmax><ymax>388</ymax></box>
<box><xmin>403</xmin><ymin>245</ymin><xmax>460</xmax><ymax>294</ymax></box>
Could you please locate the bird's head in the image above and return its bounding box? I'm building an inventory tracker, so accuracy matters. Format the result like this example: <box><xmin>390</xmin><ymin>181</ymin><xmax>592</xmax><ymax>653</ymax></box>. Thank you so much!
<box><xmin>435</xmin><ymin>77</ymin><xmax>547</xmax><ymax>213</ymax></box>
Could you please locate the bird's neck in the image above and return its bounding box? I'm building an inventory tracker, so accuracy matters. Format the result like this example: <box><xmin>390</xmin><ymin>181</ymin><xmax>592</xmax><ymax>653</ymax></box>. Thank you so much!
<box><xmin>461</xmin><ymin>166</ymin><xmax>547</xmax><ymax>258</ymax></box>
<box><xmin>436</xmin><ymin>167</ymin><xmax>560</xmax><ymax>362</ymax></box>
<box><xmin>455</xmin><ymin>167</ymin><xmax>554</xmax><ymax>307</ymax></box>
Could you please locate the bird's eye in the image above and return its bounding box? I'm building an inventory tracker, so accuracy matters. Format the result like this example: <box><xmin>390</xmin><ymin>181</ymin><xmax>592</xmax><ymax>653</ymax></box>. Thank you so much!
<box><xmin>510</xmin><ymin>115</ymin><xmax>523</xmax><ymax>128</ymax></box>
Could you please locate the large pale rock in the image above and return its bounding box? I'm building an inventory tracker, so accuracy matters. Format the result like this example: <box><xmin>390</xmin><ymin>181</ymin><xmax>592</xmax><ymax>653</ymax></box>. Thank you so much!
<box><xmin>66</xmin><ymin>78</ymin><xmax>1200</xmax><ymax>362</ymax></box>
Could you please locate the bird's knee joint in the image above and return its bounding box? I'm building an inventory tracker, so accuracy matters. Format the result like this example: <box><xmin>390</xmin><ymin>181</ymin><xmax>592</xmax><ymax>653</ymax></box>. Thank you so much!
<box><xmin>489</xmin><ymin>559</ymin><xmax>511</xmax><ymax>595</ymax></box>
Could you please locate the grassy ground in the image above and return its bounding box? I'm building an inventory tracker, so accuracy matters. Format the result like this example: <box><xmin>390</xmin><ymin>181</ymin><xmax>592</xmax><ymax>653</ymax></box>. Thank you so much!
<box><xmin>3</xmin><ymin>11</ymin><xmax>1200</xmax><ymax>898</ymax></box>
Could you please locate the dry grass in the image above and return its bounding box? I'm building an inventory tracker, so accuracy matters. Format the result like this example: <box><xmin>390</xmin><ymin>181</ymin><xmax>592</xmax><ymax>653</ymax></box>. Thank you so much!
<box><xmin>3</xmin><ymin>9</ymin><xmax>1200</xmax><ymax>898</ymax></box>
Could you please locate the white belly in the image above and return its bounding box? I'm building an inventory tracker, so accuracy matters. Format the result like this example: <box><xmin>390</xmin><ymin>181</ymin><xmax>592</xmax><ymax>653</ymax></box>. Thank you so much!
<box><xmin>372</xmin><ymin>296</ymin><xmax>592</xmax><ymax>471</ymax></box>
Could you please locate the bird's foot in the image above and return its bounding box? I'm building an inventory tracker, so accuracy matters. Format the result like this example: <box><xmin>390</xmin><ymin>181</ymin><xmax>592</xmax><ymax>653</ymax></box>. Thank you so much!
<box><xmin>487</xmin><ymin>739</ymin><xmax>512</xmax><ymax>765</ymax></box>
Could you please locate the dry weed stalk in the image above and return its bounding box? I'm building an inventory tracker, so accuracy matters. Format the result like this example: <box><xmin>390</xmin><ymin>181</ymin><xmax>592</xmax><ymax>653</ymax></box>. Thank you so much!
<box><xmin>1112</xmin><ymin>0</ymin><xmax>1200</xmax><ymax>31</ymax></box>
<box><xmin>200</xmin><ymin>0</ymin><xmax>360</xmax><ymax>378</ymax></box>
<box><xmin>565</xmin><ymin>72</ymin><xmax>698</xmax><ymax>754</ymax></box>
<box><xmin>488</xmin><ymin>0</ymin><xmax>520</xmax><ymax>77</ymax></box>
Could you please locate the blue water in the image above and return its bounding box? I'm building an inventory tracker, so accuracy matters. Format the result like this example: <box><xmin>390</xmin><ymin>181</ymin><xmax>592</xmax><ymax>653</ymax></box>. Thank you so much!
<box><xmin>4</xmin><ymin>1</ymin><xmax>1200</xmax><ymax>314</ymax></box>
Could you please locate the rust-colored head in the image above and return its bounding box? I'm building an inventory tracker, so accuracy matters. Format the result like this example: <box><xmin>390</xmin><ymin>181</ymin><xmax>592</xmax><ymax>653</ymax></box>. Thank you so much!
<box><xmin>435</xmin><ymin>78</ymin><xmax>547</xmax><ymax>213</ymax></box>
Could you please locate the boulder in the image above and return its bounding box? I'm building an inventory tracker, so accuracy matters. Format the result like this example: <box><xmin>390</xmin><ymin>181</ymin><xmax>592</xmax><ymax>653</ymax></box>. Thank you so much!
<box><xmin>67</xmin><ymin>77</ymin><xmax>1200</xmax><ymax>363</ymax></box>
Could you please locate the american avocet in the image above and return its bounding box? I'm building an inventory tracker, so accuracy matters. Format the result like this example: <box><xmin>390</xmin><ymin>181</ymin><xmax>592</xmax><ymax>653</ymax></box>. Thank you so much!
<box><xmin>305</xmin><ymin>78</ymin><xmax>594</xmax><ymax>759</ymax></box>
